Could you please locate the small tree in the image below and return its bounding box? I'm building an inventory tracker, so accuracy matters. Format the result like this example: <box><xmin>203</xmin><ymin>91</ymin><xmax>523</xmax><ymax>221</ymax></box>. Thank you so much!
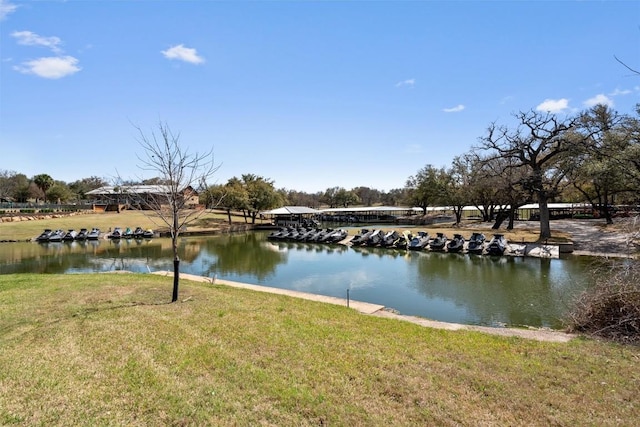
<box><xmin>381</xmin><ymin>188</ymin><xmax>407</xmax><ymax>206</ymax></box>
<box><xmin>32</xmin><ymin>173</ymin><xmax>54</xmax><ymax>203</ymax></box>
<box><xmin>241</xmin><ymin>174</ymin><xmax>282</xmax><ymax>223</ymax></box>
<box><xmin>133</xmin><ymin>122</ymin><xmax>220</xmax><ymax>302</ymax></box>
<box><xmin>335</xmin><ymin>188</ymin><xmax>360</xmax><ymax>208</ymax></box>
<box><xmin>0</xmin><ymin>170</ymin><xmax>29</xmax><ymax>202</ymax></box>
<box><xmin>68</xmin><ymin>176</ymin><xmax>108</xmax><ymax>201</ymax></box>
<box><xmin>321</xmin><ymin>186</ymin><xmax>340</xmax><ymax>208</ymax></box>
<box><xmin>353</xmin><ymin>186</ymin><xmax>381</xmax><ymax>206</ymax></box>
<box><xmin>567</xmin><ymin>105</ymin><xmax>631</xmax><ymax>224</ymax></box>
<box><xmin>46</xmin><ymin>183</ymin><xmax>73</xmax><ymax>203</ymax></box>
<box><xmin>405</xmin><ymin>165</ymin><xmax>448</xmax><ymax>215</ymax></box>
<box><xmin>205</xmin><ymin>179</ymin><xmax>249</xmax><ymax>224</ymax></box>
<box><xmin>446</xmin><ymin>156</ymin><xmax>473</xmax><ymax>225</ymax></box>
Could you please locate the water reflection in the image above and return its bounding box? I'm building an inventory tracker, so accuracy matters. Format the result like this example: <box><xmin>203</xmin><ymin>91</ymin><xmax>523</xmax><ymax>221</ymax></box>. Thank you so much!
<box><xmin>406</xmin><ymin>252</ymin><xmax>584</xmax><ymax>327</ymax></box>
<box><xmin>0</xmin><ymin>232</ymin><xmax>595</xmax><ymax>328</ymax></box>
<box><xmin>197</xmin><ymin>232</ymin><xmax>286</xmax><ymax>281</ymax></box>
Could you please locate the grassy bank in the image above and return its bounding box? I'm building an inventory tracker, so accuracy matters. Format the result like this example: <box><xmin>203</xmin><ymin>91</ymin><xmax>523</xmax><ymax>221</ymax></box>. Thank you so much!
<box><xmin>1</xmin><ymin>274</ymin><xmax>638</xmax><ymax>425</ymax></box>
<box><xmin>0</xmin><ymin>210</ymin><xmax>266</xmax><ymax>241</ymax></box>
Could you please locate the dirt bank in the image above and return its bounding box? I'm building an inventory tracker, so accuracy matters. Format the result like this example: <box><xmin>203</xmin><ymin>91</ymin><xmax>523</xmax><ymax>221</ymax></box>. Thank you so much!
<box><xmin>549</xmin><ymin>218</ymin><xmax>639</xmax><ymax>257</ymax></box>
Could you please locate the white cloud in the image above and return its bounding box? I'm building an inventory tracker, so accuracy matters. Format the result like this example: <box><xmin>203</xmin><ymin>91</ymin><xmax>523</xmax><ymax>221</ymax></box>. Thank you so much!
<box><xmin>161</xmin><ymin>44</ymin><xmax>205</xmax><ymax>64</ymax></box>
<box><xmin>609</xmin><ymin>88</ymin><xmax>631</xmax><ymax>96</ymax></box>
<box><xmin>13</xmin><ymin>56</ymin><xmax>81</xmax><ymax>79</ymax></box>
<box><xmin>536</xmin><ymin>98</ymin><xmax>570</xmax><ymax>113</ymax></box>
<box><xmin>583</xmin><ymin>94</ymin><xmax>614</xmax><ymax>108</ymax></box>
<box><xmin>0</xmin><ymin>0</ymin><xmax>18</xmax><ymax>20</ymax></box>
<box><xmin>443</xmin><ymin>104</ymin><xmax>465</xmax><ymax>113</ymax></box>
<box><xmin>395</xmin><ymin>78</ymin><xmax>415</xmax><ymax>88</ymax></box>
<box><xmin>11</xmin><ymin>30</ymin><xmax>63</xmax><ymax>53</ymax></box>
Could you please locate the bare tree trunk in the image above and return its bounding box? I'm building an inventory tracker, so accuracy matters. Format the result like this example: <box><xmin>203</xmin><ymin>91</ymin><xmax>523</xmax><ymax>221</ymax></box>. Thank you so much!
<box><xmin>492</xmin><ymin>212</ymin><xmax>507</xmax><ymax>229</ymax></box>
<box><xmin>603</xmin><ymin>209</ymin><xmax>613</xmax><ymax>225</ymax></box>
<box><xmin>507</xmin><ymin>208</ymin><xmax>516</xmax><ymax>230</ymax></box>
<box><xmin>602</xmin><ymin>191</ymin><xmax>614</xmax><ymax>225</ymax></box>
<box><xmin>171</xmin><ymin>212</ymin><xmax>180</xmax><ymax>303</ymax></box>
<box><xmin>453</xmin><ymin>206</ymin><xmax>463</xmax><ymax>225</ymax></box>
<box><xmin>477</xmin><ymin>205</ymin><xmax>490</xmax><ymax>222</ymax></box>
<box><xmin>172</xmin><ymin>258</ymin><xmax>180</xmax><ymax>303</ymax></box>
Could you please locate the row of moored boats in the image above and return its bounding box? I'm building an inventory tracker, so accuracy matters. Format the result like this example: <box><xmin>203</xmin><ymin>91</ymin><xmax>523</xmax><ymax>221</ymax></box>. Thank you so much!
<box><xmin>35</xmin><ymin>226</ymin><xmax>154</xmax><ymax>242</ymax></box>
<box><xmin>267</xmin><ymin>227</ymin><xmax>349</xmax><ymax>244</ymax></box>
<box><xmin>268</xmin><ymin>227</ymin><xmax>510</xmax><ymax>255</ymax></box>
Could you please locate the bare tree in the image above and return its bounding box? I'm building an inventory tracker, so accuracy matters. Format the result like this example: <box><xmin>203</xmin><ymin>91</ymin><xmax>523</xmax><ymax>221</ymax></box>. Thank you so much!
<box><xmin>132</xmin><ymin>122</ymin><xmax>220</xmax><ymax>302</ymax></box>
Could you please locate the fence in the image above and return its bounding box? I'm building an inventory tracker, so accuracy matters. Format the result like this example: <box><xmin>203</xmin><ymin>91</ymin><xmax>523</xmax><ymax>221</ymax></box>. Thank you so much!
<box><xmin>0</xmin><ymin>203</ymin><xmax>94</xmax><ymax>214</ymax></box>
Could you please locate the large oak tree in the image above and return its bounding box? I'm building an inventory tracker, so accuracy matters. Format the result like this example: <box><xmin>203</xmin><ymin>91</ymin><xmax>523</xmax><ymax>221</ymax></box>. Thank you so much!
<box><xmin>479</xmin><ymin>110</ymin><xmax>578</xmax><ymax>239</ymax></box>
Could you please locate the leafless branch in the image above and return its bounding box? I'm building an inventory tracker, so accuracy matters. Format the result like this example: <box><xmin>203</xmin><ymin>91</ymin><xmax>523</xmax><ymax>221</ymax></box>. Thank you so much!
<box><xmin>614</xmin><ymin>55</ymin><xmax>640</xmax><ymax>75</ymax></box>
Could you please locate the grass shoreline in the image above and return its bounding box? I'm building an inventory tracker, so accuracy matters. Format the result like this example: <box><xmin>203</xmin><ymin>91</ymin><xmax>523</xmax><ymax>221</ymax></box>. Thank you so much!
<box><xmin>167</xmin><ymin>270</ymin><xmax>577</xmax><ymax>343</ymax></box>
<box><xmin>1</xmin><ymin>273</ymin><xmax>638</xmax><ymax>425</ymax></box>
<box><xmin>0</xmin><ymin>210</ymin><xmax>561</xmax><ymax>244</ymax></box>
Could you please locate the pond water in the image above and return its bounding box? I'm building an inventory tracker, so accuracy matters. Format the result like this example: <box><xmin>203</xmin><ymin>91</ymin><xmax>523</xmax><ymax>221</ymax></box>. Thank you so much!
<box><xmin>0</xmin><ymin>231</ymin><xmax>597</xmax><ymax>329</ymax></box>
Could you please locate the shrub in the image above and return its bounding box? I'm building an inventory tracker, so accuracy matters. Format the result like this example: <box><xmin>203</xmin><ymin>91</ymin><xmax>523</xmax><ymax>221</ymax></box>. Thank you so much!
<box><xmin>572</xmin><ymin>213</ymin><xmax>594</xmax><ymax>219</ymax></box>
<box><xmin>566</xmin><ymin>259</ymin><xmax>640</xmax><ymax>345</ymax></box>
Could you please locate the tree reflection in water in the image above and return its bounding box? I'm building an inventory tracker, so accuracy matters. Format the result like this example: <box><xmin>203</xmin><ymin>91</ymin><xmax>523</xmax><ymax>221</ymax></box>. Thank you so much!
<box><xmin>200</xmin><ymin>232</ymin><xmax>287</xmax><ymax>281</ymax></box>
<box><xmin>410</xmin><ymin>251</ymin><xmax>592</xmax><ymax>328</ymax></box>
<box><xmin>0</xmin><ymin>233</ymin><xmax>596</xmax><ymax>328</ymax></box>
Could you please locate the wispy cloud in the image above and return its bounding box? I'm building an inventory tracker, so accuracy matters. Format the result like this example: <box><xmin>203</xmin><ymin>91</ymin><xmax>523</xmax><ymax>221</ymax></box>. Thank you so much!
<box><xmin>13</xmin><ymin>56</ymin><xmax>81</xmax><ymax>79</ymax></box>
<box><xmin>499</xmin><ymin>95</ymin><xmax>515</xmax><ymax>105</ymax></box>
<box><xmin>609</xmin><ymin>88</ymin><xmax>631</xmax><ymax>96</ymax></box>
<box><xmin>161</xmin><ymin>44</ymin><xmax>205</xmax><ymax>64</ymax></box>
<box><xmin>443</xmin><ymin>104</ymin><xmax>465</xmax><ymax>113</ymax></box>
<box><xmin>536</xmin><ymin>98</ymin><xmax>570</xmax><ymax>113</ymax></box>
<box><xmin>404</xmin><ymin>144</ymin><xmax>423</xmax><ymax>154</ymax></box>
<box><xmin>583</xmin><ymin>94</ymin><xmax>614</xmax><ymax>108</ymax></box>
<box><xmin>395</xmin><ymin>78</ymin><xmax>415</xmax><ymax>88</ymax></box>
<box><xmin>11</xmin><ymin>30</ymin><xmax>63</xmax><ymax>54</ymax></box>
<box><xmin>0</xmin><ymin>0</ymin><xmax>18</xmax><ymax>20</ymax></box>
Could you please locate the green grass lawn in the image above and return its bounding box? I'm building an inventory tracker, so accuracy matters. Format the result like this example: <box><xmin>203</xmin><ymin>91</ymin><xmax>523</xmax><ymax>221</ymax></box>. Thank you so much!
<box><xmin>1</xmin><ymin>273</ymin><xmax>638</xmax><ymax>425</ymax></box>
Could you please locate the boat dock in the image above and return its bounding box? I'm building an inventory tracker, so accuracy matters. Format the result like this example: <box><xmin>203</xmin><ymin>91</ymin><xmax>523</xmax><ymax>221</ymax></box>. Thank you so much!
<box><xmin>508</xmin><ymin>243</ymin><xmax>561</xmax><ymax>258</ymax></box>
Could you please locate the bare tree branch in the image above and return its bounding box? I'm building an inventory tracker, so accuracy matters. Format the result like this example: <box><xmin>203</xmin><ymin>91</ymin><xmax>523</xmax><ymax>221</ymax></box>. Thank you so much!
<box><xmin>614</xmin><ymin>55</ymin><xmax>640</xmax><ymax>75</ymax></box>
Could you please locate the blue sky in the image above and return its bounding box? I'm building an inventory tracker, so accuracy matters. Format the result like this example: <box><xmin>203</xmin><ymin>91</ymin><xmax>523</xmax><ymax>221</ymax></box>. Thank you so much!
<box><xmin>1</xmin><ymin>0</ymin><xmax>639</xmax><ymax>193</ymax></box>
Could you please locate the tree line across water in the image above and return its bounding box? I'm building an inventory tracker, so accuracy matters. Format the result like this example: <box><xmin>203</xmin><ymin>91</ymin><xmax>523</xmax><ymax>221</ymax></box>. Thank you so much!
<box><xmin>196</xmin><ymin>104</ymin><xmax>640</xmax><ymax>241</ymax></box>
<box><xmin>2</xmin><ymin>104</ymin><xmax>639</xmax><ymax>240</ymax></box>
